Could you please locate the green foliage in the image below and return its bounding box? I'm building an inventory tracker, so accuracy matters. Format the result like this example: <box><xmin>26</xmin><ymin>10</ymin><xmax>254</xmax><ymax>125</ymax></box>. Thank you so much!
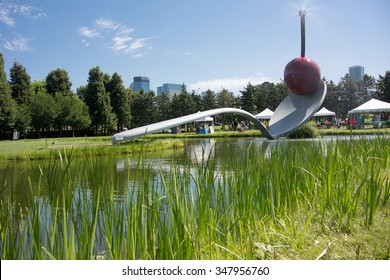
<box><xmin>106</xmin><ymin>72</ymin><xmax>131</xmax><ymax>130</ymax></box>
<box><xmin>202</xmin><ymin>89</ymin><xmax>217</xmax><ymax>110</ymax></box>
<box><xmin>0</xmin><ymin>91</ymin><xmax>17</xmax><ymax>135</ymax></box>
<box><xmin>130</xmin><ymin>91</ymin><xmax>156</xmax><ymax>127</ymax></box>
<box><xmin>240</xmin><ymin>83</ymin><xmax>257</xmax><ymax>114</ymax></box>
<box><xmin>0</xmin><ymin>54</ymin><xmax>17</xmax><ymax>135</ymax></box>
<box><xmin>45</xmin><ymin>68</ymin><xmax>72</xmax><ymax>96</ymax></box>
<box><xmin>154</xmin><ymin>92</ymin><xmax>171</xmax><ymax>122</ymax></box>
<box><xmin>9</xmin><ymin>61</ymin><xmax>31</xmax><ymax>105</ymax></box>
<box><xmin>29</xmin><ymin>92</ymin><xmax>57</xmax><ymax>136</ymax></box>
<box><xmin>287</xmin><ymin>122</ymin><xmax>320</xmax><ymax>139</ymax></box>
<box><xmin>376</xmin><ymin>71</ymin><xmax>390</xmax><ymax>103</ymax></box>
<box><xmin>85</xmin><ymin>67</ymin><xmax>115</xmax><ymax>135</ymax></box>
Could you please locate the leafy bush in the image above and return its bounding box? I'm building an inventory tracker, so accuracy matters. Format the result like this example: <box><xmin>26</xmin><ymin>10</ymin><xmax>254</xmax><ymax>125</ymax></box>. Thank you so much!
<box><xmin>287</xmin><ymin>122</ymin><xmax>320</xmax><ymax>139</ymax></box>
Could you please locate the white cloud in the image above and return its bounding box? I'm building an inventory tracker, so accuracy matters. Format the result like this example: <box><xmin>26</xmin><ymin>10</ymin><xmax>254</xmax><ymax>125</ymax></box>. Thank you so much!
<box><xmin>0</xmin><ymin>7</ymin><xmax>15</xmax><ymax>26</ymax></box>
<box><xmin>3</xmin><ymin>34</ymin><xmax>31</xmax><ymax>51</ymax></box>
<box><xmin>79</xmin><ymin>17</ymin><xmax>151</xmax><ymax>56</ymax></box>
<box><xmin>79</xmin><ymin>27</ymin><xmax>100</xmax><ymax>38</ymax></box>
<box><xmin>0</xmin><ymin>1</ymin><xmax>45</xmax><ymax>26</ymax></box>
<box><xmin>111</xmin><ymin>36</ymin><xmax>132</xmax><ymax>51</ymax></box>
<box><xmin>0</xmin><ymin>1</ymin><xmax>45</xmax><ymax>51</ymax></box>
<box><xmin>94</xmin><ymin>17</ymin><xmax>134</xmax><ymax>35</ymax></box>
<box><xmin>124</xmin><ymin>38</ymin><xmax>148</xmax><ymax>53</ymax></box>
<box><xmin>17</xmin><ymin>4</ymin><xmax>46</xmax><ymax>20</ymax></box>
<box><xmin>81</xmin><ymin>39</ymin><xmax>90</xmax><ymax>47</ymax></box>
<box><xmin>95</xmin><ymin>18</ymin><xmax>119</xmax><ymax>31</ymax></box>
<box><xmin>189</xmin><ymin>75</ymin><xmax>273</xmax><ymax>94</ymax></box>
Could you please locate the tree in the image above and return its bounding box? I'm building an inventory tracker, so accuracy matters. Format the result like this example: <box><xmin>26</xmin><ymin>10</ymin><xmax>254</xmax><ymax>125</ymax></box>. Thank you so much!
<box><xmin>29</xmin><ymin>92</ymin><xmax>57</xmax><ymax>137</ymax></box>
<box><xmin>268</xmin><ymin>82</ymin><xmax>289</xmax><ymax>111</ymax></box>
<box><xmin>130</xmin><ymin>91</ymin><xmax>155</xmax><ymax>127</ymax></box>
<box><xmin>376</xmin><ymin>71</ymin><xmax>390</xmax><ymax>103</ymax></box>
<box><xmin>45</xmin><ymin>68</ymin><xmax>72</xmax><ymax>96</ymax></box>
<box><xmin>338</xmin><ymin>74</ymin><xmax>359</xmax><ymax>116</ymax></box>
<box><xmin>240</xmin><ymin>83</ymin><xmax>257</xmax><ymax>114</ymax></box>
<box><xmin>66</xmin><ymin>95</ymin><xmax>91</xmax><ymax>136</ymax></box>
<box><xmin>31</xmin><ymin>80</ymin><xmax>47</xmax><ymax>95</ymax></box>
<box><xmin>154</xmin><ymin>92</ymin><xmax>171</xmax><ymax>122</ymax></box>
<box><xmin>170</xmin><ymin>92</ymin><xmax>195</xmax><ymax>118</ymax></box>
<box><xmin>85</xmin><ymin>67</ymin><xmax>116</xmax><ymax>135</ymax></box>
<box><xmin>9</xmin><ymin>61</ymin><xmax>31</xmax><ymax>105</ymax></box>
<box><xmin>202</xmin><ymin>89</ymin><xmax>216</xmax><ymax>111</ymax></box>
<box><xmin>216</xmin><ymin>88</ymin><xmax>234</xmax><ymax>127</ymax></box>
<box><xmin>355</xmin><ymin>74</ymin><xmax>376</xmax><ymax>104</ymax></box>
<box><xmin>106</xmin><ymin>72</ymin><xmax>131</xmax><ymax>131</ymax></box>
<box><xmin>0</xmin><ymin>92</ymin><xmax>17</xmax><ymax>137</ymax></box>
<box><xmin>322</xmin><ymin>79</ymin><xmax>341</xmax><ymax>115</ymax></box>
<box><xmin>190</xmin><ymin>90</ymin><xmax>202</xmax><ymax>112</ymax></box>
<box><xmin>0</xmin><ymin>54</ymin><xmax>17</xmax><ymax>137</ymax></box>
<box><xmin>216</xmin><ymin>88</ymin><xmax>234</xmax><ymax>108</ymax></box>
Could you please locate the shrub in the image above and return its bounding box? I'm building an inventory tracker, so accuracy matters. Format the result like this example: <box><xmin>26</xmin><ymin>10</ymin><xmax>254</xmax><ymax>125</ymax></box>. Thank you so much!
<box><xmin>287</xmin><ymin>122</ymin><xmax>320</xmax><ymax>139</ymax></box>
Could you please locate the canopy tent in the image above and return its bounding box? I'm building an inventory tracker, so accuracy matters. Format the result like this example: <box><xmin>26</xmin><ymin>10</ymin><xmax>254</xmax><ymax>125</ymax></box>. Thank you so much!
<box><xmin>348</xmin><ymin>98</ymin><xmax>390</xmax><ymax>113</ymax></box>
<box><xmin>255</xmin><ymin>108</ymin><xmax>274</xmax><ymax>119</ymax></box>
<box><xmin>313</xmin><ymin>107</ymin><xmax>335</xmax><ymax>117</ymax></box>
<box><xmin>194</xmin><ymin>116</ymin><xmax>213</xmax><ymax>122</ymax></box>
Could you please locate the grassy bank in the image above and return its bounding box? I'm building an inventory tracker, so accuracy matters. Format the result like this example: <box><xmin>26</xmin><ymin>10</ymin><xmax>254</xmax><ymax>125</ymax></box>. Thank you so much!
<box><xmin>0</xmin><ymin>136</ymin><xmax>389</xmax><ymax>259</ymax></box>
<box><xmin>0</xmin><ymin>136</ymin><xmax>184</xmax><ymax>160</ymax></box>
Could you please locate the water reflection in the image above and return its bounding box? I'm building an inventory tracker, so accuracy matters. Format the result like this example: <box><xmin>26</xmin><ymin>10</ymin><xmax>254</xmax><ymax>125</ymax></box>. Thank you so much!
<box><xmin>1</xmin><ymin>135</ymin><xmax>386</xmax><ymax>204</ymax></box>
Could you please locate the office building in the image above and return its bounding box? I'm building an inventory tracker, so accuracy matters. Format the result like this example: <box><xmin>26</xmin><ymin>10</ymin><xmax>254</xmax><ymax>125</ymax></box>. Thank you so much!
<box><xmin>131</xmin><ymin>76</ymin><xmax>150</xmax><ymax>93</ymax></box>
<box><xmin>157</xmin><ymin>83</ymin><xmax>184</xmax><ymax>99</ymax></box>
<box><xmin>255</xmin><ymin>81</ymin><xmax>273</xmax><ymax>90</ymax></box>
<box><xmin>349</xmin><ymin>65</ymin><xmax>364</xmax><ymax>82</ymax></box>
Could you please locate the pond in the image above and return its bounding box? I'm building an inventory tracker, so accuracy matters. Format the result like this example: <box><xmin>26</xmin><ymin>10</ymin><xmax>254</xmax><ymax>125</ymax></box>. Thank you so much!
<box><xmin>1</xmin><ymin>135</ymin><xmax>389</xmax><ymax>260</ymax></box>
<box><xmin>2</xmin><ymin>135</ymin><xmax>385</xmax><ymax>205</ymax></box>
<box><xmin>0</xmin><ymin>137</ymin><xmax>273</xmax><ymax>205</ymax></box>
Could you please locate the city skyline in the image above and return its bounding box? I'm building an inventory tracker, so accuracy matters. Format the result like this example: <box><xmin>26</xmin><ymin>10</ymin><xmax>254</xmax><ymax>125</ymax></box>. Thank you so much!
<box><xmin>0</xmin><ymin>0</ymin><xmax>389</xmax><ymax>95</ymax></box>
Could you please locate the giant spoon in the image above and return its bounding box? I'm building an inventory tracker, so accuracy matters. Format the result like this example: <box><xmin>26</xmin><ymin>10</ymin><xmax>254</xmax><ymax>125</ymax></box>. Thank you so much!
<box><xmin>112</xmin><ymin>10</ymin><xmax>326</xmax><ymax>144</ymax></box>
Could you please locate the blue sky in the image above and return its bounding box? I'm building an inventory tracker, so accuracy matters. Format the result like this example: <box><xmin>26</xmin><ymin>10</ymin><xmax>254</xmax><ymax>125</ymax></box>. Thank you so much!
<box><xmin>1</xmin><ymin>0</ymin><xmax>389</xmax><ymax>94</ymax></box>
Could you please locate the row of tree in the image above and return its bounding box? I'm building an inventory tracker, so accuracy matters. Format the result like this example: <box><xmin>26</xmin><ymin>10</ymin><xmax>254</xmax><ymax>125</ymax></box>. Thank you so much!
<box><xmin>0</xmin><ymin>52</ymin><xmax>389</xmax><ymax>139</ymax></box>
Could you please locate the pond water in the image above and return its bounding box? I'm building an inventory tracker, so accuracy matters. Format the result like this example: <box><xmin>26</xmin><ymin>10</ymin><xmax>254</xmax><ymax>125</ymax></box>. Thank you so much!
<box><xmin>0</xmin><ymin>134</ymin><xmax>385</xmax><ymax>207</ymax></box>
<box><xmin>0</xmin><ymin>138</ymin><xmax>266</xmax><ymax>204</ymax></box>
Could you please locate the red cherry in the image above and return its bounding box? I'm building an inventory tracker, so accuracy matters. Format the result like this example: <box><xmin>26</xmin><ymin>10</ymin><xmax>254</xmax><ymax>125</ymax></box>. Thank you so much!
<box><xmin>284</xmin><ymin>57</ymin><xmax>321</xmax><ymax>96</ymax></box>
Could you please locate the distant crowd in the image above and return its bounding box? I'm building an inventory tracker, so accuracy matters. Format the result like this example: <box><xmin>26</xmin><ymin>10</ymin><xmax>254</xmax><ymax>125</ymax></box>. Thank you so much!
<box><xmin>315</xmin><ymin>113</ymin><xmax>389</xmax><ymax>129</ymax></box>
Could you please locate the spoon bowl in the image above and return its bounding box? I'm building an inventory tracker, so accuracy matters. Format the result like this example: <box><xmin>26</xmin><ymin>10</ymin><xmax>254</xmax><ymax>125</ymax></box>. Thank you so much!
<box><xmin>269</xmin><ymin>80</ymin><xmax>326</xmax><ymax>137</ymax></box>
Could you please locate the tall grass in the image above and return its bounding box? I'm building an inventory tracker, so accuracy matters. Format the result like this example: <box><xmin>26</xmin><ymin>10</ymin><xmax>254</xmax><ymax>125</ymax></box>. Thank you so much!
<box><xmin>0</xmin><ymin>136</ymin><xmax>389</xmax><ymax>259</ymax></box>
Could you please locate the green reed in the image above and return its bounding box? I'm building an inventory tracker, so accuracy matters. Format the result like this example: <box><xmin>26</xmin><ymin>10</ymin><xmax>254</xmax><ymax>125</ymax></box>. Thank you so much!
<box><xmin>0</xmin><ymin>136</ymin><xmax>389</xmax><ymax>259</ymax></box>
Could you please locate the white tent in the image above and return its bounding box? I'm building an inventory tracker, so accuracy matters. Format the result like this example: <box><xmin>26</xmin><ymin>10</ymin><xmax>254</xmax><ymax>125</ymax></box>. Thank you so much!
<box><xmin>313</xmin><ymin>107</ymin><xmax>335</xmax><ymax>117</ymax></box>
<box><xmin>255</xmin><ymin>108</ymin><xmax>274</xmax><ymax>119</ymax></box>
<box><xmin>348</xmin><ymin>98</ymin><xmax>390</xmax><ymax>113</ymax></box>
<box><xmin>194</xmin><ymin>116</ymin><xmax>213</xmax><ymax>122</ymax></box>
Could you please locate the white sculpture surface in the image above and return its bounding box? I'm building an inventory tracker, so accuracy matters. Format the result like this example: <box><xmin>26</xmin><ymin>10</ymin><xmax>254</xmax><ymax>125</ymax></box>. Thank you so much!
<box><xmin>112</xmin><ymin>80</ymin><xmax>326</xmax><ymax>144</ymax></box>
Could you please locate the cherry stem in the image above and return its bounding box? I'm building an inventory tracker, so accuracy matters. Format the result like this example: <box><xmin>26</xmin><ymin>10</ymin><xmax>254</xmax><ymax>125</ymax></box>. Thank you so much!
<box><xmin>299</xmin><ymin>10</ymin><xmax>306</xmax><ymax>58</ymax></box>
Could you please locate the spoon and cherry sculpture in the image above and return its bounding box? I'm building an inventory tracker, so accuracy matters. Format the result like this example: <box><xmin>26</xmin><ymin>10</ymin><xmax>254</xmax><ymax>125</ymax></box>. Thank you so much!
<box><xmin>112</xmin><ymin>10</ymin><xmax>326</xmax><ymax>144</ymax></box>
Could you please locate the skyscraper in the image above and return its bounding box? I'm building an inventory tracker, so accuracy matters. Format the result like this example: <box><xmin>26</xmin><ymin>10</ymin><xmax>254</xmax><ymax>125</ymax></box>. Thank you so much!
<box><xmin>157</xmin><ymin>83</ymin><xmax>184</xmax><ymax>99</ymax></box>
<box><xmin>131</xmin><ymin>76</ymin><xmax>150</xmax><ymax>92</ymax></box>
<box><xmin>349</xmin><ymin>65</ymin><xmax>364</xmax><ymax>82</ymax></box>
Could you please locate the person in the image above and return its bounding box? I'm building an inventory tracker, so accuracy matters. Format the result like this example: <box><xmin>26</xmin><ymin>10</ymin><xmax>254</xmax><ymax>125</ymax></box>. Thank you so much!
<box><xmin>345</xmin><ymin>116</ymin><xmax>350</xmax><ymax>129</ymax></box>
<box><xmin>350</xmin><ymin>114</ymin><xmax>355</xmax><ymax>129</ymax></box>
<box><xmin>233</xmin><ymin>119</ymin><xmax>238</xmax><ymax>131</ymax></box>
<box><xmin>333</xmin><ymin>115</ymin><xmax>338</xmax><ymax>129</ymax></box>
